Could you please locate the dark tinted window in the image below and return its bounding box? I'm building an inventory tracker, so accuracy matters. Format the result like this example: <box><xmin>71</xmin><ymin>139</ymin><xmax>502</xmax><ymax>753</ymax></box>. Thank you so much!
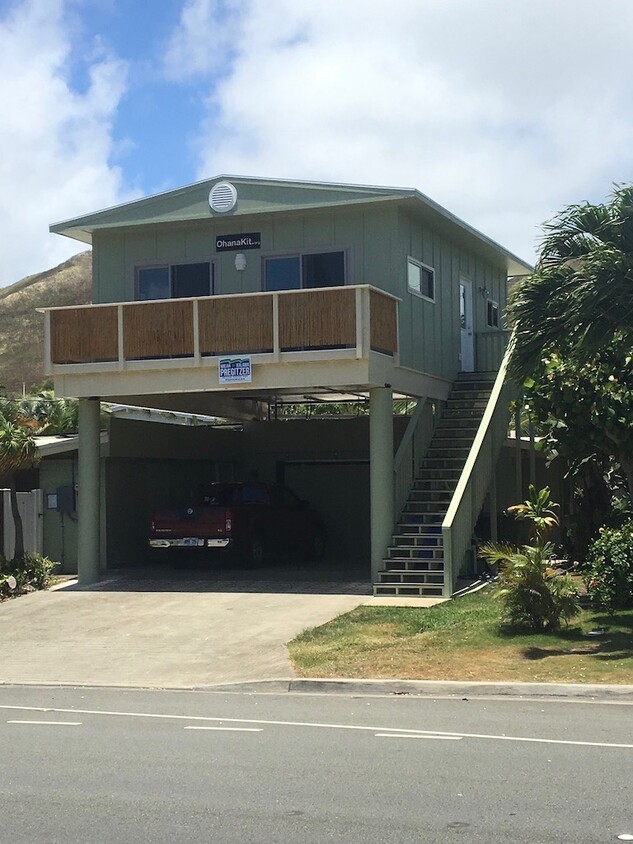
<box><xmin>265</xmin><ymin>256</ymin><xmax>301</xmax><ymax>291</ymax></box>
<box><xmin>303</xmin><ymin>251</ymin><xmax>345</xmax><ymax>288</ymax></box>
<box><xmin>172</xmin><ymin>262</ymin><xmax>211</xmax><ymax>298</ymax></box>
<box><xmin>240</xmin><ymin>483</ymin><xmax>270</xmax><ymax>504</ymax></box>
<box><xmin>138</xmin><ymin>266</ymin><xmax>169</xmax><ymax>300</ymax></box>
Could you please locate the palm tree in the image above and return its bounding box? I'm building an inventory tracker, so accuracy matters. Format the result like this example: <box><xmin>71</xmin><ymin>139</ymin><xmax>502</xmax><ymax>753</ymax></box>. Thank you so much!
<box><xmin>0</xmin><ymin>415</ymin><xmax>39</xmax><ymax>562</ymax></box>
<box><xmin>508</xmin><ymin>184</ymin><xmax>633</xmax><ymax>380</ymax></box>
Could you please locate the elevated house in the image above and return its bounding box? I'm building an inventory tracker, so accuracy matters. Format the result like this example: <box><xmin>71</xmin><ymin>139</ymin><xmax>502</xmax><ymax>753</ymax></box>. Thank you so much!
<box><xmin>43</xmin><ymin>176</ymin><xmax>532</xmax><ymax>596</ymax></box>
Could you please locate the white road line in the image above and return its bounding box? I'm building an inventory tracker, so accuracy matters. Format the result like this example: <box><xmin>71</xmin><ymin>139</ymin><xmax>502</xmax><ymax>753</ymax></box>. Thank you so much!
<box><xmin>7</xmin><ymin>720</ymin><xmax>82</xmax><ymax>726</ymax></box>
<box><xmin>0</xmin><ymin>705</ymin><xmax>631</xmax><ymax>749</ymax></box>
<box><xmin>184</xmin><ymin>726</ymin><xmax>263</xmax><ymax>732</ymax></box>
<box><xmin>375</xmin><ymin>733</ymin><xmax>463</xmax><ymax>740</ymax></box>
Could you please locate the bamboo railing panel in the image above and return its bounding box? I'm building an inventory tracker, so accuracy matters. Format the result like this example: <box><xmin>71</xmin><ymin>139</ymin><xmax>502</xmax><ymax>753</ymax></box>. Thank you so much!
<box><xmin>279</xmin><ymin>288</ymin><xmax>356</xmax><ymax>349</ymax></box>
<box><xmin>369</xmin><ymin>290</ymin><xmax>397</xmax><ymax>356</ymax></box>
<box><xmin>123</xmin><ymin>300</ymin><xmax>194</xmax><ymax>359</ymax></box>
<box><xmin>199</xmin><ymin>295</ymin><xmax>273</xmax><ymax>355</ymax></box>
<box><xmin>50</xmin><ymin>306</ymin><xmax>118</xmax><ymax>363</ymax></box>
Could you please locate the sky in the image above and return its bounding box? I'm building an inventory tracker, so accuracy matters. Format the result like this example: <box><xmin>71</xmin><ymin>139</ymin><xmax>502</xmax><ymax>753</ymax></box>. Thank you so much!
<box><xmin>1</xmin><ymin>0</ymin><xmax>633</xmax><ymax>288</ymax></box>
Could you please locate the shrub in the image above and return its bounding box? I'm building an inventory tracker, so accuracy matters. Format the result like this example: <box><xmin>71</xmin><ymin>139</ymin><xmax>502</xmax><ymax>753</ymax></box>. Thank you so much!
<box><xmin>0</xmin><ymin>552</ymin><xmax>58</xmax><ymax>596</ymax></box>
<box><xmin>479</xmin><ymin>540</ymin><xmax>580</xmax><ymax>632</ymax></box>
<box><xmin>584</xmin><ymin>522</ymin><xmax>633</xmax><ymax>612</ymax></box>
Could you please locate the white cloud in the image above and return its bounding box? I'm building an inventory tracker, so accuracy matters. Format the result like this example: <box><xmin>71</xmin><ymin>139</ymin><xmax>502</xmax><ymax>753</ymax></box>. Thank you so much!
<box><xmin>0</xmin><ymin>0</ymin><xmax>135</xmax><ymax>287</ymax></box>
<box><xmin>167</xmin><ymin>0</ymin><xmax>633</xmax><ymax>261</ymax></box>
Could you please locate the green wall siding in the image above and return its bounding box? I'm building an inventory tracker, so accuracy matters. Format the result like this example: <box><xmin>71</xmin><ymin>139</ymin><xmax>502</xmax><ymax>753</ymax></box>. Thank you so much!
<box><xmin>92</xmin><ymin>200</ymin><xmax>506</xmax><ymax>384</ymax></box>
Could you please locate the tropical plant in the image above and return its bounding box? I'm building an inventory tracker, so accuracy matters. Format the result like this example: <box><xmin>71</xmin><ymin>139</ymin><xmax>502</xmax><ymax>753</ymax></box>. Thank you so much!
<box><xmin>478</xmin><ymin>541</ymin><xmax>579</xmax><ymax>632</ymax></box>
<box><xmin>478</xmin><ymin>487</ymin><xmax>580</xmax><ymax>632</ymax></box>
<box><xmin>0</xmin><ymin>409</ymin><xmax>40</xmax><ymax>562</ymax></box>
<box><xmin>508</xmin><ymin>184</ymin><xmax>633</xmax><ymax>379</ymax></box>
<box><xmin>506</xmin><ymin>484</ymin><xmax>560</xmax><ymax>543</ymax></box>
<box><xmin>584</xmin><ymin>522</ymin><xmax>633</xmax><ymax>612</ymax></box>
<box><xmin>22</xmin><ymin>390</ymin><xmax>78</xmax><ymax>435</ymax></box>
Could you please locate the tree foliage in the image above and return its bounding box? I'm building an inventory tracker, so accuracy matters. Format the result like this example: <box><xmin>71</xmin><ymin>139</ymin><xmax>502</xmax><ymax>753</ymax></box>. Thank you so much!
<box><xmin>507</xmin><ymin>185</ymin><xmax>633</xmax><ymax>550</ymax></box>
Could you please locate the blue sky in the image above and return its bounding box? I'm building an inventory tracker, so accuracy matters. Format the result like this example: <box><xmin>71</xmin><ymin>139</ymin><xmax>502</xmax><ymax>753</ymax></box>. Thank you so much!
<box><xmin>1</xmin><ymin>0</ymin><xmax>633</xmax><ymax>287</ymax></box>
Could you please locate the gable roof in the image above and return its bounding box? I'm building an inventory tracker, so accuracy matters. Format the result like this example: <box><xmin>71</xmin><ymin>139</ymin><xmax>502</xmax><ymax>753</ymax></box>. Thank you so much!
<box><xmin>50</xmin><ymin>174</ymin><xmax>532</xmax><ymax>275</ymax></box>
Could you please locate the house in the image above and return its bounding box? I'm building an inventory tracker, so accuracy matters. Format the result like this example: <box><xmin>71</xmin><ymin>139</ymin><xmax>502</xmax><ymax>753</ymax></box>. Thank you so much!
<box><xmin>43</xmin><ymin>176</ymin><xmax>533</xmax><ymax>596</ymax></box>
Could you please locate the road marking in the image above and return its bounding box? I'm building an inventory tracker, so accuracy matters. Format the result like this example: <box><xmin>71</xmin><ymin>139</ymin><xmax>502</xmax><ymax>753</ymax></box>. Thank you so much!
<box><xmin>7</xmin><ymin>720</ymin><xmax>82</xmax><ymax>726</ymax></box>
<box><xmin>375</xmin><ymin>733</ymin><xmax>462</xmax><ymax>741</ymax></box>
<box><xmin>184</xmin><ymin>726</ymin><xmax>263</xmax><ymax>732</ymax></box>
<box><xmin>0</xmin><ymin>705</ymin><xmax>631</xmax><ymax>749</ymax></box>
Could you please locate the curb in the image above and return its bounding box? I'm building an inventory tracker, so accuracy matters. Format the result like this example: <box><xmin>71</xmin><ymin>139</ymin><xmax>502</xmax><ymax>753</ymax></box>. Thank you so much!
<box><xmin>201</xmin><ymin>678</ymin><xmax>633</xmax><ymax>701</ymax></box>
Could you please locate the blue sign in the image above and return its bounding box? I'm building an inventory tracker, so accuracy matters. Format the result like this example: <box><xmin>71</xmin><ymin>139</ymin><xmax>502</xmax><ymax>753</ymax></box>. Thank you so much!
<box><xmin>219</xmin><ymin>356</ymin><xmax>252</xmax><ymax>384</ymax></box>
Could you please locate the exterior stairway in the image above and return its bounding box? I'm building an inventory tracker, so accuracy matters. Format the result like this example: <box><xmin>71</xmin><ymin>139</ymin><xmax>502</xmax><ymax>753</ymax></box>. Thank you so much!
<box><xmin>373</xmin><ymin>373</ymin><xmax>495</xmax><ymax>597</ymax></box>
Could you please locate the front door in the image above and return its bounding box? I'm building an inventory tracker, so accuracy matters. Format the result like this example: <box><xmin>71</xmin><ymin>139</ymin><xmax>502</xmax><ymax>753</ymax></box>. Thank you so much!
<box><xmin>459</xmin><ymin>279</ymin><xmax>475</xmax><ymax>372</ymax></box>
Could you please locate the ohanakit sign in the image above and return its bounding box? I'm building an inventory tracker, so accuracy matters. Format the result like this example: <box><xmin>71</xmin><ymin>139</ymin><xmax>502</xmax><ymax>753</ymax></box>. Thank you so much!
<box><xmin>215</xmin><ymin>232</ymin><xmax>261</xmax><ymax>252</ymax></box>
<box><xmin>219</xmin><ymin>356</ymin><xmax>252</xmax><ymax>384</ymax></box>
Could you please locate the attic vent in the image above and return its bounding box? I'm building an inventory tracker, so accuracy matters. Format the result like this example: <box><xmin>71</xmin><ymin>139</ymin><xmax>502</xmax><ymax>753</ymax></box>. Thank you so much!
<box><xmin>209</xmin><ymin>181</ymin><xmax>237</xmax><ymax>213</ymax></box>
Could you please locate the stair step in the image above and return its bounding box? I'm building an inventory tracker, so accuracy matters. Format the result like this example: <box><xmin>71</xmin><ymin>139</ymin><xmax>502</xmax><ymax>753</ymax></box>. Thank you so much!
<box><xmin>390</xmin><ymin>531</ymin><xmax>442</xmax><ymax>549</ymax></box>
<box><xmin>412</xmin><ymin>479</ymin><xmax>458</xmax><ymax>491</ymax></box>
<box><xmin>378</xmin><ymin>571</ymin><xmax>445</xmax><ymax>585</ymax></box>
<box><xmin>387</xmin><ymin>545</ymin><xmax>444</xmax><ymax>559</ymax></box>
<box><xmin>373</xmin><ymin>584</ymin><xmax>444</xmax><ymax>597</ymax></box>
<box><xmin>408</xmin><ymin>490</ymin><xmax>453</xmax><ymax>502</ymax></box>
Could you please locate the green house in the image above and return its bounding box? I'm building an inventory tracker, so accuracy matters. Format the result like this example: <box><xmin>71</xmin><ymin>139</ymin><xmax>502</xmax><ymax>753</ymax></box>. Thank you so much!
<box><xmin>45</xmin><ymin>176</ymin><xmax>532</xmax><ymax>596</ymax></box>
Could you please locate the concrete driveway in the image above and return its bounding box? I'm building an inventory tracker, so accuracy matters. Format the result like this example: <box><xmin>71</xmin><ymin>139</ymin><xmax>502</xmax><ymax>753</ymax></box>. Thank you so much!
<box><xmin>0</xmin><ymin>568</ymin><xmax>369</xmax><ymax>687</ymax></box>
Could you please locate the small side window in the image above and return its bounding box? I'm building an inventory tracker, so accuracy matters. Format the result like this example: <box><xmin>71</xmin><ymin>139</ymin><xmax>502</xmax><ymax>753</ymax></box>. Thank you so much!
<box><xmin>407</xmin><ymin>258</ymin><xmax>434</xmax><ymax>302</ymax></box>
<box><xmin>487</xmin><ymin>299</ymin><xmax>499</xmax><ymax>328</ymax></box>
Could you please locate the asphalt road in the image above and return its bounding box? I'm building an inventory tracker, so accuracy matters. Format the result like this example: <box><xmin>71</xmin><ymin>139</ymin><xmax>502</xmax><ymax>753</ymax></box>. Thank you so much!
<box><xmin>1</xmin><ymin>685</ymin><xmax>632</xmax><ymax>843</ymax></box>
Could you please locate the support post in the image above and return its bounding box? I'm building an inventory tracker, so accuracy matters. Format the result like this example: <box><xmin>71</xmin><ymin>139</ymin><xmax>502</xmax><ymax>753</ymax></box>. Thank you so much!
<box><xmin>489</xmin><ymin>466</ymin><xmax>498</xmax><ymax>542</ymax></box>
<box><xmin>370</xmin><ymin>386</ymin><xmax>394</xmax><ymax>581</ymax></box>
<box><xmin>77</xmin><ymin>398</ymin><xmax>101</xmax><ymax>585</ymax></box>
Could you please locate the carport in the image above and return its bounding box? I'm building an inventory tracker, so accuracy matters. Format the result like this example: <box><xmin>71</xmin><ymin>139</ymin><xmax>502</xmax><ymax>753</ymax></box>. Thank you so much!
<box><xmin>97</xmin><ymin>397</ymin><xmax>412</xmax><ymax>589</ymax></box>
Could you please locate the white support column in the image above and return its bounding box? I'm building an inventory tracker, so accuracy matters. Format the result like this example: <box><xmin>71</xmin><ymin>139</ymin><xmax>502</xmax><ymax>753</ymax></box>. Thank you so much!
<box><xmin>78</xmin><ymin>398</ymin><xmax>101</xmax><ymax>585</ymax></box>
<box><xmin>370</xmin><ymin>386</ymin><xmax>394</xmax><ymax>581</ymax></box>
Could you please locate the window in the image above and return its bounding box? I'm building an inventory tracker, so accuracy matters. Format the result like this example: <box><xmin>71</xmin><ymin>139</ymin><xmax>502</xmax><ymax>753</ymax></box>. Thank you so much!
<box><xmin>264</xmin><ymin>250</ymin><xmax>345</xmax><ymax>292</ymax></box>
<box><xmin>137</xmin><ymin>262</ymin><xmax>213</xmax><ymax>300</ymax></box>
<box><xmin>407</xmin><ymin>258</ymin><xmax>435</xmax><ymax>301</ymax></box>
<box><xmin>487</xmin><ymin>299</ymin><xmax>499</xmax><ymax>328</ymax></box>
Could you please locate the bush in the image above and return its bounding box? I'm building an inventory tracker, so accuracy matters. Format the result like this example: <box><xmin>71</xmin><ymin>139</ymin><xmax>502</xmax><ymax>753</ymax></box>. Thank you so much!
<box><xmin>584</xmin><ymin>522</ymin><xmax>633</xmax><ymax>612</ymax></box>
<box><xmin>480</xmin><ymin>541</ymin><xmax>580</xmax><ymax>632</ymax></box>
<box><xmin>0</xmin><ymin>553</ymin><xmax>58</xmax><ymax>597</ymax></box>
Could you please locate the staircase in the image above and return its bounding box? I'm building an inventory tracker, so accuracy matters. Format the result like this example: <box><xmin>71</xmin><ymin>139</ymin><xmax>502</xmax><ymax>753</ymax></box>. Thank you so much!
<box><xmin>373</xmin><ymin>374</ymin><xmax>495</xmax><ymax>597</ymax></box>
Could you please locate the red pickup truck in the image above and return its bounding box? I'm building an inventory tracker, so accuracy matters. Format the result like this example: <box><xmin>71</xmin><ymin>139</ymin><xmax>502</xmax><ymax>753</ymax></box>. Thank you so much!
<box><xmin>149</xmin><ymin>481</ymin><xmax>327</xmax><ymax>565</ymax></box>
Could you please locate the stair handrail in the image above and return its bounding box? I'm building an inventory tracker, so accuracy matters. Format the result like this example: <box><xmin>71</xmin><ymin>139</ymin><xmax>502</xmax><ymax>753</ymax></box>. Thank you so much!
<box><xmin>441</xmin><ymin>334</ymin><xmax>516</xmax><ymax>596</ymax></box>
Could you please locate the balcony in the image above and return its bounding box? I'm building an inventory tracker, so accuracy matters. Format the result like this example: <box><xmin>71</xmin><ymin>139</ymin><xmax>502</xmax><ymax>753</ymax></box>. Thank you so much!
<box><xmin>42</xmin><ymin>285</ymin><xmax>400</xmax><ymax>398</ymax></box>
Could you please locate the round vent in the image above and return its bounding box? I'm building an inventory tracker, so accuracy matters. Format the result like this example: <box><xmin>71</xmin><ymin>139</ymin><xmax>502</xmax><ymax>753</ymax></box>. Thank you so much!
<box><xmin>209</xmin><ymin>181</ymin><xmax>237</xmax><ymax>213</ymax></box>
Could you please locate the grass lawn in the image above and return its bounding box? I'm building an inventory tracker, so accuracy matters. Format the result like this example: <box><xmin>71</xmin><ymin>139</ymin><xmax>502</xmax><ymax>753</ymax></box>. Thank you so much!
<box><xmin>288</xmin><ymin>587</ymin><xmax>633</xmax><ymax>684</ymax></box>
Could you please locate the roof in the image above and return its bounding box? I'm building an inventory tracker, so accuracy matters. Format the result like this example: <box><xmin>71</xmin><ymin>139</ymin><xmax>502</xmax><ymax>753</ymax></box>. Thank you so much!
<box><xmin>50</xmin><ymin>174</ymin><xmax>532</xmax><ymax>276</ymax></box>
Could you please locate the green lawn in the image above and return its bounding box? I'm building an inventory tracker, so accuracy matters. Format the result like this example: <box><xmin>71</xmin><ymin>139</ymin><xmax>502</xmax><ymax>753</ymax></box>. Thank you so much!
<box><xmin>288</xmin><ymin>588</ymin><xmax>633</xmax><ymax>684</ymax></box>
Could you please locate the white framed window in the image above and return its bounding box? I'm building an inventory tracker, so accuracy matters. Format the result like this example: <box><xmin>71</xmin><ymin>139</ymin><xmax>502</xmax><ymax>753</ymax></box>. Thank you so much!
<box><xmin>407</xmin><ymin>257</ymin><xmax>435</xmax><ymax>302</ymax></box>
<box><xmin>487</xmin><ymin>299</ymin><xmax>499</xmax><ymax>328</ymax></box>
<box><xmin>136</xmin><ymin>261</ymin><xmax>214</xmax><ymax>300</ymax></box>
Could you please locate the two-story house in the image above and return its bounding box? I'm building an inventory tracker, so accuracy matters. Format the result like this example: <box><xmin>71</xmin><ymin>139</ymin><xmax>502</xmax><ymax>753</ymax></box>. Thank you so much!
<box><xmin>44</xmin><ymin>176</ymin><xmax>531</xmax><ymax>596</ymax></box>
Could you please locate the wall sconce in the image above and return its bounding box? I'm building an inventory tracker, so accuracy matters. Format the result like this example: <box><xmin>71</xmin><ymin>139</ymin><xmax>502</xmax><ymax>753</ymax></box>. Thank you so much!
<box><xmin>478</xmin><ymin>285</ymin><xmax>490</xmax><ymax>299</ymax></box>
<box><xmin>235</xmin><ymin>253</ymin><xmax>247</xmax><ymax>271</ymax></box>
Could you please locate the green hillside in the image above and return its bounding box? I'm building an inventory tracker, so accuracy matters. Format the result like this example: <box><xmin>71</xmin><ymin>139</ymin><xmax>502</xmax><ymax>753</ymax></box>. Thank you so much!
<box><xmin>0</xmin><ymin>251</ymin><xmax>92</xmax><ymax>394</ymax></box>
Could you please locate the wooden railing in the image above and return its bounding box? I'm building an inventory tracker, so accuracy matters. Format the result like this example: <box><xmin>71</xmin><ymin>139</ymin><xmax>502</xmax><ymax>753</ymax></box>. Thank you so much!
<box><xmin>476</xmin><ymin>329</ymin><xmax>510</xmax><ymax>372</ymax></box>
<box><xmin>45</xmin><ymin>285</ymin><xmax>399</xmax><ymax>367</ymax></box>
<box><xmin>441</xmin><ymin>335</ymin><xmax>517</xmax><ymax>596</ymax></box>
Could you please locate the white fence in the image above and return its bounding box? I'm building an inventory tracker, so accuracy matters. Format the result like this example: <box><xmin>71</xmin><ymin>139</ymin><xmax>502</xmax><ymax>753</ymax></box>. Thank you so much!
<box><xmin>1</xmin><ymin>489</ymin><xmax>44</xmax><ymax>560</ymax></box>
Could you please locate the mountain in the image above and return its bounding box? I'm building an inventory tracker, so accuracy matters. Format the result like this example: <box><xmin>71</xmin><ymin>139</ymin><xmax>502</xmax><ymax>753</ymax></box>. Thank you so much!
<box><xmin>0</xmin><ymin>251</ymin><xmax>92</xmax><ymax>394</ymax></box>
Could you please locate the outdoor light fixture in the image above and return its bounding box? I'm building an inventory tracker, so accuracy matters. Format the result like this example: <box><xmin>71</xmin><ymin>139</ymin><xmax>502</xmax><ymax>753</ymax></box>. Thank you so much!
<box><xmin>235</xmin><ymin>253</ymin><xmax>247</xmax><ymax>271</ymax></box>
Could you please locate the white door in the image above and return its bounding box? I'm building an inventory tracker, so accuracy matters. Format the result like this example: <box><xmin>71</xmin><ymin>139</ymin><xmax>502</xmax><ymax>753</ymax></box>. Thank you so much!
<box><xmin>459</xmin><ymin>279</ymin><xmax>475</xmax><ymax>372</ymax></box>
